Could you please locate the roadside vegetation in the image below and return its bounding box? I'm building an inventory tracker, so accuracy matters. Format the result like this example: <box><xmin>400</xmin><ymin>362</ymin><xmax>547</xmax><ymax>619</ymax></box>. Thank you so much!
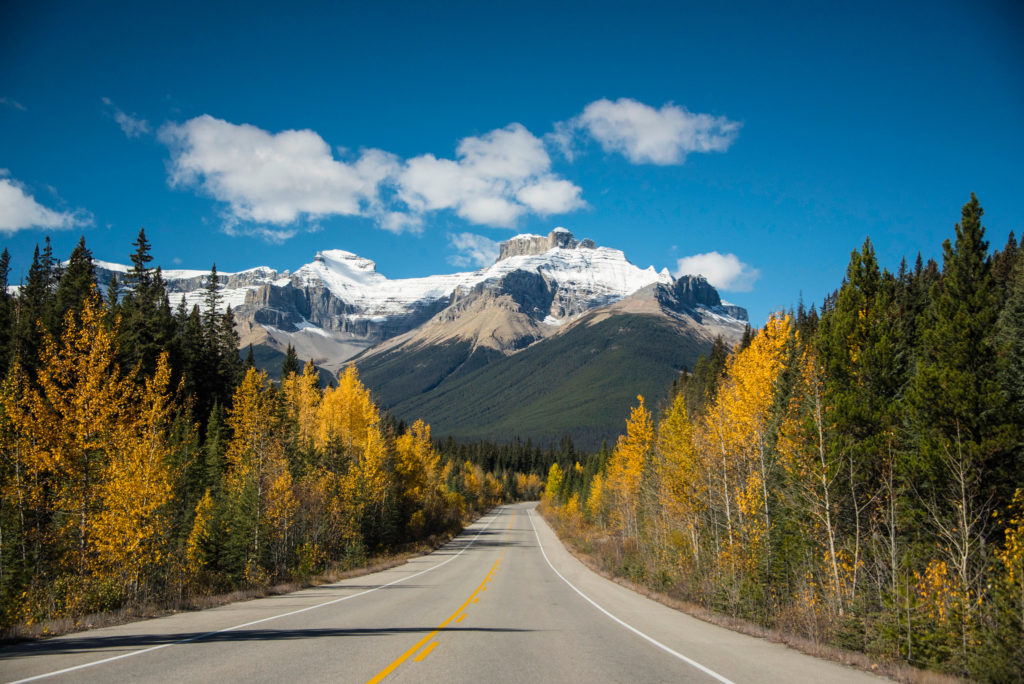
<box><xmin>543</xmin><ymin>195</ymin><xmax>1024</xmax><ymax>680</ymax></box>
<box><xmin>0</xmin><ymin>230</ymin><xmax>543</xmax><ymax>637</ymax></box>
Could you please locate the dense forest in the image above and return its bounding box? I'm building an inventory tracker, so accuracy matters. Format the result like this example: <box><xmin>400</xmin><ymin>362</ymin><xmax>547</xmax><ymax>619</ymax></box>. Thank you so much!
<box><xmin>543</xmin><ymin>195</ymin><xmax>1024</xmax><ymax>680</ymax></box>
<box><xmin>0</xmin><ymin>230</ymin><xmax>542</xmax><ymax>634</ymax></box>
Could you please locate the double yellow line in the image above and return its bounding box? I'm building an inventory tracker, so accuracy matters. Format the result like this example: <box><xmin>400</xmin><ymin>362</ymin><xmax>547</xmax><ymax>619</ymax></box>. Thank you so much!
<box><xmin>365</xmin><ymin>509</ymin><xmax>517</xmax><ymax>682</ymax></box>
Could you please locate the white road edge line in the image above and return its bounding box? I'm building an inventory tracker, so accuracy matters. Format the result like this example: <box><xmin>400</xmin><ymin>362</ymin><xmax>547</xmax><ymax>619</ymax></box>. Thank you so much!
<box><xmin>8</xmin><ymin>508</ymin><xmax>507</xmax><ymax>684</ymax></box>
<box><xmin>528</xmin><ymin>508</ymin><xmax>735</xmax><ymax>684</ymax></box>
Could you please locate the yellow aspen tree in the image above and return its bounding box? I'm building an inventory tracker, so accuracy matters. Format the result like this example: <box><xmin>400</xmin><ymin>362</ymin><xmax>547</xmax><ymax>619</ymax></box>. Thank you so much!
<box><xmin>281</xmin><ymin>361</ymin><xmax>320</xmax><ymax>456</ymax></box>
<box><xmin>225</xmin><ymin>367</ymin><xmax>285</xmax><ymax>573</ymax></box>
<box><xmin>22</xmin><ymin>294</ymin><xmax>135</xmax><ymax>577</ymax></box>
<box><xmin>656</xmin><ymin>392</ymin><xmax>703</xmax><ymax>567</ymax></box>
<box><xmin>264</xmin><ymin>462</ymin><xmax>297</xmax><ymax>576</ymax></box>
<box><xmin>995</xmin><ymin>489</ymin><xmax>1024</xmax><ymax>635</ymax></box>
<box><xmin>544</xmin><ymin>462</ymin><xmax>563</xmax><ymax>505</ymax></box>
<box><xmin>702</xmin><ymin>314</ymin><xmax>791</xmax><ymax>575</ymax></box>
<box><xmin>606</xmin><ymin>396</ymin><xmax>654</xmax><ymax>541</ymax></box>
<box><xmin>463</xmin><ymin>462</ymin><xmax>485</xmax><ymax>511</ymax></box>
<box><xmin>354</xmin><ymin>420</ymin><xmax>394</xmax><ymax>540</ymax></box>
<box><xmin>316</xmin><ymin>365</ymin><xmax>379</xmax><ymax>463</ymax></box>
<box><xmin>395</xmin><ymin>420</ymin><xmax>444</xmax><ymax>535</ymax></box>
<box><xmin>586</xmin><ymin>472</ymin><xmax>606</xmax><ymax>528</ymax></box>
<box><xmin>778</xmin><ymin>347</ymin><xmax>848</xmax><ymax>615</ymax></box>
<box><xmin>394</xmin><ymin>420</ymin><xmax>436</xmax><ymax>513</ymax></box>
<box><xmin>185</xmin><ymin>489</ymin><xmax>215</xmax><ymax>581</ymax></box>
<box><xmin>91</xmin><ymin>352</ymin><xmax>176</xmax><ymax>596</ymax></box>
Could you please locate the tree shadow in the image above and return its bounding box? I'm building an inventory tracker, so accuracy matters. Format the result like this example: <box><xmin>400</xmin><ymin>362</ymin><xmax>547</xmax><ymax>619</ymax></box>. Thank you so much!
<box><xmin>0</xmin><ymin>626</ymin><xmax>535</xmax><ymax>659</ymax></box>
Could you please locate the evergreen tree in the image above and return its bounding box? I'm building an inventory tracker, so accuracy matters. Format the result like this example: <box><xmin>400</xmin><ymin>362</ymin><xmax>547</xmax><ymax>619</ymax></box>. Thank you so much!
<box><xmin>53</xmin><ymin>236</ymin><xmax>96</xmax><ymax>329</ymax></box>
<box><xmin>245</xmin><ymin>344</ymin><xmax>255</xmax><ymax>369</ymax></box>
<box><xmin>908</xmin><ymin>194</ymin><xmax>1014</xmax><ymax>506</ymax></box>
<box><xmin>991</xmin><ymin>231</ymin><xmax>1019</xmax><ymax>298</ymax></box>
<box><xmin>281</xmin><ymin>344</ymin><xmax>299</xmax><ymax>378</ymax></box>
<box><xmin>203</xmin><ymin>264</ymin><xmax>221</xmax><ymax>334</ymax></box>
<box><xmin>105</xmin><ymin>273</ymin><xmax>121</xmax><ymax>310</ymax></box>
<box><xmin>119</xmin><ymin>229</ymin><xmax>173</xmax><ymax>378</ymax></box>
<box><xmin>124</xmin><ymin>228</ymin><xmax>153</xmax><ymax>293</ymax></box>
<box><xmin>0</xmin><ymin>249</ymin><xmax>10</xmax><ymax>376</ymax></box>
<box><xmin>996</xmin><ymin>252</ymin><xmax>1024</xmax><ymax>476</ymax></box>
<box><xmin>14</xmin><ymin>245</ymin><xmax>50</xmax><ymax>374</ymax></box>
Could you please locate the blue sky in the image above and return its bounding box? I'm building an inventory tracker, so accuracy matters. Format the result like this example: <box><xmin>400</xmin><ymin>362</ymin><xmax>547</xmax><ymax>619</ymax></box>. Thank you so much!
<box><xmin>2</xmin><ymin>0</ymin><xmax>1022</xmax><ymax>325</ymax></box>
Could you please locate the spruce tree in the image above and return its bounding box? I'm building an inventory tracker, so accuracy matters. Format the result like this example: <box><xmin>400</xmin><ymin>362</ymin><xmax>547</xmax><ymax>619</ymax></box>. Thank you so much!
<box><xmin>53</xmin><ymin>236</ymin><xmax>96</xmax><ymax>329</ymax></box>
<box><xmin>281</xmin><ymin>344</ymin><xmax>299</xmax><ymax>378</ymax></box>
<box><xmin>908</xmin><ymin>194</ymin><xmax>1013</xmax><ymax>505</ymax></box>
<box><xmin>995</xmin><ymin>251</ymin><xmax>1024</xmax><ymax>479</ymax></box>
<box><xmin>14</xmin><ymin>245</ymin><xmax>49</xmax><ymax>373</ymax></box>
<box><xmin>0</xmin><ymin>249</ymin><xmax>10</xmax><ymax>375</ymax></box>
<box><xmin>203</xmin><ymin>264</ymin><xmax>221</xmax><ymax>334</ymax></box>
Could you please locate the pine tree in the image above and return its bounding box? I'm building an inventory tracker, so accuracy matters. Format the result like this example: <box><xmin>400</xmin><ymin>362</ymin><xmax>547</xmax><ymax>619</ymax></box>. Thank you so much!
<box><xmin>13</xmin><ymin>246</ymin><xmax>52</xmax><ymax>375</ymax></box>
<box><xmin>281</xmin><ymin>344</ymin><xmax>299</xmax><ymax>378</ymax></box>
<box><xmin>995</xmin><ymin>252</ymin><xmax>1024</xmax><ymax>480</ymax></box>
<box><xmin>0</xmin><ymin>249</ymin><xmax>11</xmax><ymax>376</ymax></box>
<box><xmin>53</xmin><ymin>237</ymin><xmax>96</xmax><ymax>330</ymax></box>
<box><xmin>124</xmin><ymin>228</ymin><xmax>153</xmax><ymax>293</ymax></box>
<box><xmin>119</xmin><ymin>229</ymin><xmax>173</xmax><ymax>378</ymax></box>
<box><xmin>203</xmin><ymin>264</ymin><xmax>221</xmax><ymax>334</ymax></box>
<box><xmin>908</xmin><ymin>194</ymin><xmax>1013</xmax><ymax>505</ymax></box>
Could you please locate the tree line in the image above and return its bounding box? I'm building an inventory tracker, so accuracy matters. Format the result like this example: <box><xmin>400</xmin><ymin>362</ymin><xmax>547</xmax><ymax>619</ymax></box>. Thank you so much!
<box><xmin>0</xmin><ymin>231</ymin><xmax>539</xmax><ymax>633</ymax></box>
<box><xmin>542</xmin><ymin>195</ymin><xmax>1023</xmax><ymax>680</ymax></box>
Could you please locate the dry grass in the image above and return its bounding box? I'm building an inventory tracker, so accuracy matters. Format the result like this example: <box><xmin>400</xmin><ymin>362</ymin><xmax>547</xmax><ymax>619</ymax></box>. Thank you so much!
<box><xmin>539</xmin><ymin>510</ymin><xmax>967</xmax><ymax>684</ymax></box>
<box><xmin>1</xmin><ymin>529</ymin><xmax>463</xmax><ymax>645</ymax></box>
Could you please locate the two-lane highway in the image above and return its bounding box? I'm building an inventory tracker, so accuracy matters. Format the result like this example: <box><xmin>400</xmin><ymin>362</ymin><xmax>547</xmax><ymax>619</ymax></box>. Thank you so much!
<box><xmin>1</xmin><ymin>503</ymin><xmax>886</xmax><ymax>683</ymax></box>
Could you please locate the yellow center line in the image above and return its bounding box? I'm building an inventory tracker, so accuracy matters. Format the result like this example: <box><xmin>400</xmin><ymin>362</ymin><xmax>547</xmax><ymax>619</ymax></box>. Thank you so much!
<box><xmin>412</xmin><ymin>641</ymin><xmax>438</xmax><ymax>662</ymax></box>
<box><xmin>454</xmin><ymin>613</ymin><xmax>466</xmax><ymax>623</ymax></box>
<box><xmin>365</xmin><ymin>556</ymin><xmax>502</xmax><ymax>683</ymax></box>
<box><xmin>509</xmin><ymin>510</ymin><xmax>517</xmax><ymax>528</ymax></box>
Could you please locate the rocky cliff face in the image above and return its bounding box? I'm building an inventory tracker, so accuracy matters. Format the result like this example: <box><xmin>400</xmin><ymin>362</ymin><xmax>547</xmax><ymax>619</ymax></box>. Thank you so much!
<box><xmin>497</xmin><ymin>227</ymin><xmax>597</xmax><ymax>260</ymax></box>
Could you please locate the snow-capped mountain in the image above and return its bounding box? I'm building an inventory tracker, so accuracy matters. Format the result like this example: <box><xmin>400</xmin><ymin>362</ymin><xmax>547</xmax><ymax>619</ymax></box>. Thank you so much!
<box><xmin>94</xmin><ymin>228</ymin><xmax>744</xmax><ymax>376</ymax></box>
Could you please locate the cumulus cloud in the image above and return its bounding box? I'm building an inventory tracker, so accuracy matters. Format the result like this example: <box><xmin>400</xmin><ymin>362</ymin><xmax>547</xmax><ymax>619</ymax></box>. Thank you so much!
<box><xmin>397</xmin><ymin>123</ymin><xmax>585</xmax><ymax>228</ymax></box>
<box><xmin>158</xmin><ymin>116</ymin><xmax>585</xmax><ymax>241</ymax></box>
<box><xmin>0</xmin><ymin>175</ymin><xmax>92</xmax><ymax>234</ymax></box>
<box><xmin>674</xmin><ymin>251</ymin><xmax>760</xmax><ymax>292</ymax></box>
<box><xmin>102</xmin><ymin>97</ymin><xmax>150</xmax><ymax>138</ymax></box>
<box><xmin>160</xmin><ymin>115</ymin><xmax>397</xmax><ymax>226</ymax></box>
<box><xmin>560</xmin><ymin>98</ymin><xmax>740</xmax><ymax>165</ymax></box>
<box><xmin>447</xmin><ymin>232</ymin><xmax>500</xmax><ymax>268</ymax></box>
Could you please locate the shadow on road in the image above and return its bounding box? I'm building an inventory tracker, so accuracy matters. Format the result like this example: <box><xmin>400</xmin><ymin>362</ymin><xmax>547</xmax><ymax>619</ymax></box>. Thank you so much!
<box><xmin>0</xmin><ymin>626</ymin><xmax>534</xmax><ymax>659</ymax></box>
<box><xmin>432</xmin><ymin>528</ymin><xmax>528</xmax><ymax>554</ymax></box>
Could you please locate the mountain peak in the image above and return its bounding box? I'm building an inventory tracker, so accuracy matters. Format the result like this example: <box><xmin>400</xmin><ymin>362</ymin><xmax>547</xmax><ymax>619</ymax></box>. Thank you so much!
<box><xmin>497</xmin><ymin>227</ymin><xmax>597</xmax><ymax>261</ymax></box>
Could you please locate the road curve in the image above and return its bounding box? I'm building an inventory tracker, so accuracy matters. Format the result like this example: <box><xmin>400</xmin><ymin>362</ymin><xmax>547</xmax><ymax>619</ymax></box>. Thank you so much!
<box><xmin>1</xmin><ymin>503</ymin><xmax>887</xmax><ymax>683</ymax></box>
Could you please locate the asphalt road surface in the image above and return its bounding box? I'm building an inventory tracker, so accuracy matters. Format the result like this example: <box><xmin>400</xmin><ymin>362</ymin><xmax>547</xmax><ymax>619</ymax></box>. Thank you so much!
<box><xmin>1</xmin><ymin>502</ymin><xmax>887</xmax><ymax>683</ymax></box>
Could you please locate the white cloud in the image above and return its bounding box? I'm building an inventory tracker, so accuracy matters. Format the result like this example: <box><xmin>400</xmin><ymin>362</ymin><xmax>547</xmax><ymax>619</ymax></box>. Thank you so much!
<box><xmin>564</xmin><ymin>98</ymin><xmax>740</xmax><ymax>165</ymax></box>
<box><xmin>516</xmin><ymin>178</ymin><xmax>584</xmax><ymax>215</ymax></box>
<box><xmin>158</xmin><ymin>116</ymin><xmax>586</xmax><ymax>241</ymax></box>
<box><xmin>102</xmin><ymin>97</ymin><xmax>150</xmax><ymax>138</ymax></box>
<box><xmin>447</xmin><ymin>232</ymin><xmax>500</xmax><ymax>268</ymax></box>
<box><xmin>0</xmin><ymin>177</ymin><xmax>92</xmax><ymax>234</ymax></box>
<box><xmin>397</xmin><ymin>123</ymin><xmax>585</xmax><ymax>228</ymax></box>
<box><xmin>674</xmin><ymin>251</ymin><xmax>760</xmax><ymax>292</ymax></box>
<box><xmin>160</xmin><ymin>115</ymin><xmax>396</xmax><ymax>226</ymax></box>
